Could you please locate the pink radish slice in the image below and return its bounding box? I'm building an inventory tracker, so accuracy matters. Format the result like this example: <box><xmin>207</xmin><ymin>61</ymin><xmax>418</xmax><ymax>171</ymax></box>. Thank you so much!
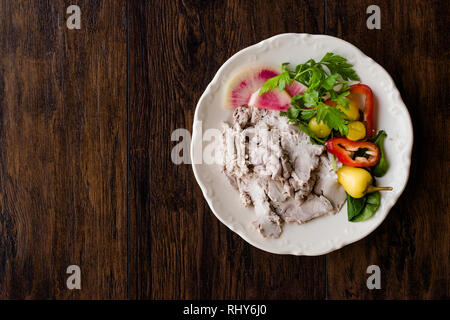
<box><xmin>248</xmin><ymin>89</ymin><xmax>292</xmax><ymax>111</ymax></box>
<box><xmin>225</xmin><ymin>66</ymin><xmax>279</xmax><ymax>109</ymax></box>
<box><xmin>225</xmin><ymin>65</ymin><xmax>306</xmax><ymax>109</ymax></box>
<box><xmin>285</xmin><ymin>81</ymin><xmax>306</xmax><ymax>97</ymax></box>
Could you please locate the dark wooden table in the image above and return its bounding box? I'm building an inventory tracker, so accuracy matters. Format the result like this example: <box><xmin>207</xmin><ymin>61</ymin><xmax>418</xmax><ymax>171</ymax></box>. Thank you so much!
<box><xmin>0</xmin><ymin>0</ymin><xmax>448</xmax><ymax>299</ymax></box>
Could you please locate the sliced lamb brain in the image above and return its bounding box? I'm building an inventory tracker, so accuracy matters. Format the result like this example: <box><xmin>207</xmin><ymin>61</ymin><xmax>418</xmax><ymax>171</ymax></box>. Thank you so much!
<box><xmin>225</xmin><ymin>65</ymin><xmax>307</xmax><ymax>109</ymax></box>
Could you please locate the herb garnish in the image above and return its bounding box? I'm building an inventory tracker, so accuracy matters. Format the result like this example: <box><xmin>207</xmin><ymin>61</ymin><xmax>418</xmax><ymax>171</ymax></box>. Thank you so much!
<box><xmin>260</xmin><ymin>53</ymin><xmax>360</xmax><ymax>142</ymax></box>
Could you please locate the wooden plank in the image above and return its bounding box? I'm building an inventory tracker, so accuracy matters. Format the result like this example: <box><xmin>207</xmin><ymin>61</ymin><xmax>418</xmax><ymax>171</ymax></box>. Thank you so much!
<box><xmin>326</xmin><ymin>0</ymin><xmax>449</xmax><ymax>299</ymax></box>
<box><xmin>128</xmin><ymin>0</ymin><xmax>326</xmax><ymax>299</ymax></box>
<box><xmin>0</xmin><ymin>0</ymin><xmax>127</xmax><ymax>299</ymax></box>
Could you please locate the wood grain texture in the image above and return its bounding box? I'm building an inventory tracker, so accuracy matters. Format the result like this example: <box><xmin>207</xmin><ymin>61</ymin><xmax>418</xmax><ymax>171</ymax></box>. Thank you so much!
<box><xmin>326</xmin><ymin>0</ymin><xmax>449</xmax><ymax>299</ymax></box>
<box><xmin>0</xmin><ymin>1</ymin><xmax>127</xmax><ymax>299</ymax></box>
<box><xmin>0</xmin><ymin>0</ymin><xmax>448</xmax><ymax>300</ymax></box>
<box><xmin>128</xmin><ymin>0</ymin><xmax>326</xmax><ymax>299</ymax></box>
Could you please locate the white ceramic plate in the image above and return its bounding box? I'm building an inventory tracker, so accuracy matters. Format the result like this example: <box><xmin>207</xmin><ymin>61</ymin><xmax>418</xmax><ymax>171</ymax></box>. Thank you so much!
<box><xmin>191</xmin><ymin>33</ymin><xmax>413</xmax><ymax>255</ymax></box>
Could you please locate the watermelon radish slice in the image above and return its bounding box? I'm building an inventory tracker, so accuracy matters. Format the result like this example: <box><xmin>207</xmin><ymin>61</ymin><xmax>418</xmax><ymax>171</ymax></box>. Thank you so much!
<box><xmin>225</xmin><ymin>66</ymin><xmax>279</xmax><ymax>109</ymax></box>
<box><xmin>285</xmin><ymin>81</ymin><xmax>306</xmax><ymax>97</ymax></box>
<box><xmin>248</xmin><ymin>89</ymin><xmax>292</xmax><ymax>111</ymax></box>
<box><xmin>224</xmin><ymin>65</ymin><xmax>306</xmax><ymax>109</ymax></box>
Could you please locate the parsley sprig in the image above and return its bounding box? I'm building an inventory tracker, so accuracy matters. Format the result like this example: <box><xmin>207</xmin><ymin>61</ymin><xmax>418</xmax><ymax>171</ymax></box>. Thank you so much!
<box><xmin>260</xmin><ymin>53</ymin><xmax>360</xmax><ymax>143</ymax></box>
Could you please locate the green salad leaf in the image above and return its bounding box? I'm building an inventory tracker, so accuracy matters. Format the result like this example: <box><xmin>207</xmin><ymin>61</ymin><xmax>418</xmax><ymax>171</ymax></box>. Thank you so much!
<box><xmin>347</xmin><ymin>191</ymin><xmax>381</xmax><ymax>222</ymax></box>
<box><xmin>371</xmin><ymin>130</ymin><xmax>389</xmax><ymax>177</ymax></box>
<box><xmin>351</xmin><ymin>192</ymin><xmax>381</xmax><ymax>222</ymax></box>
<box><xmin>347</xmin><ymin>193</ymin><xmax>367</xmax><ymax>221</ymax></box>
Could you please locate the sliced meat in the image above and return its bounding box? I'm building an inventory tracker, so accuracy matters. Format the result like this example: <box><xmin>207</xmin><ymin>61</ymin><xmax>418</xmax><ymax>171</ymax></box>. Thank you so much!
<box><xmin>267</xmin><ymin>180</ymin><xmax>288</xmax><ymax>203</ymax></box>
<box><xmin>239</xmin><ymin>189</ymin><xmax>252</xmax><ymax>207</ymax></box>
<box><xmin>280</xmin><ymin>128</ymin><xmax>324</xmax><ymax>196</ymax></box>
<box><xmin>249</xmin><ymin>107</ymin><xmax>271</xmax><ymax>125</ymax></box>
<box><xmin>247</xmin><ymin>123</ymin><xmax>283</xmax><ymax>179</ymax></box>
<box><xmin>241</xmin><ymin>178</ymin><xmax>282</xmax><ymax>238</ymax></box>
<box><xmin>220</xmin><ymin>105</ymin><xmax>341</xmax><ymax>238</ymax></box>
<box><xmin>313</xmin><ymin>154</ymin><xmax>346</xmax><ymax>211</ymax></box>
<box><xmin>233</xmin><ymin>105</ymin><xmax>251</xmax><ymax>128</ymax></box>
<box><xmin>280</xmin><ymin>152</ymin><xmax>293</xmax><ymax>179</ymax></box>
<box><xmin>274</xmin><ymin>194</ymin><xmax>333</xmax><ymax>224</ymax></box>
<box><xmin>222</xmin><ymin>123</ymin><xmax>237</xmax><ymax>174</ymax></box>
<box><xmin>222</xmin><ymin>123</ymin><xmax>248</xmax><ymax>179</ymax></box>
<box><xmin>223</xmin><ymin>169</ymin><xmax>238</xmax><ymax>190</ymax></box>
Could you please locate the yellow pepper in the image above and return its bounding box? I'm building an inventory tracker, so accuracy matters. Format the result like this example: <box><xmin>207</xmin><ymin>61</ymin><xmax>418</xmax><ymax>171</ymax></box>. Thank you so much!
<box><xmin>346</xmin><ymin>121</ymin><xmax>366</xmax><ymax>141</ymax></box>
<box><xmin>337</xmin><ymin>99</ymin><xmax>360</xmax><ymax>121</ymax></box>
<box><xmin>337</xmin><ymin>166</ymin><xmax>392</xmax><ymax>198</ymax></box>
<box><xmin>308</xmin><ymin>117</ymin><xmax>331</xmax><ymax>138</ymax></box>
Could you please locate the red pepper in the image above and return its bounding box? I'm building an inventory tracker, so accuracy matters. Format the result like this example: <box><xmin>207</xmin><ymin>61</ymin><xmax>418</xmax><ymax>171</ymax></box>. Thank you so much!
<box><xmin>326</xmin><ymin>138</ymin><xmax>380</xmax><ymax>167</ymax></box>
<box><xmin>350</xmin><ymin>84</ymin><xmax>375</xmax><ymax>138</ymax></box>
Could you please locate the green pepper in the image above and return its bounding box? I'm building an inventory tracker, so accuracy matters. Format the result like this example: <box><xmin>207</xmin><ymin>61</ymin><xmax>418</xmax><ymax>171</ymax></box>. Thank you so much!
<box><xmin>372</xmin><ymin>130</ymin><xmax>389</xmax><ymax>177</ymax></box>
